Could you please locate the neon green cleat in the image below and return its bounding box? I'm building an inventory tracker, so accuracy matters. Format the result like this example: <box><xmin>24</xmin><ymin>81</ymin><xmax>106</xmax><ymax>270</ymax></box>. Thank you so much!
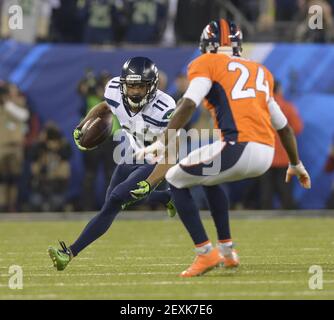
<box><xmin>48</xmin><ymin>241</ymin><xmax>72</xmax><ymax>271</ymax></box>
<box><xmin>166</xmin><ymin>199</ymin><xmax>177</xmax><ymax>218</ymax></box>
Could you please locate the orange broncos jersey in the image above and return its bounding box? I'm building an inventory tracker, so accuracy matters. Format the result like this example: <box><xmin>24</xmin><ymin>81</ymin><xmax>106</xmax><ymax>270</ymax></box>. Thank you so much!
<box><xmin>187</xmin><ymin>53</ymin><xmax>276</xmax><ymax>147</ymax></box>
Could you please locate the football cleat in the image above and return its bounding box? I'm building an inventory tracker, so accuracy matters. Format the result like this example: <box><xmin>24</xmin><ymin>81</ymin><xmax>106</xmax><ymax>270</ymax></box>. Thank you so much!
<box><xmin>219</xmin><ymin>247</ymin><xmax>240</xmax><ymax>268</ymax></box>
<box><xmin>180</xmin><ymin>248</ymin><xmax>223</xmax><ymax>278</ymax></box>
<box><xmin>48</xmin><ymin>241</ymin><xmax>73</xmax><ymax>271</ymax></box>
<box><xmin>165</xmin><ymin>199</ymin><xmax>177</xmax><ymax>218</ymax></box>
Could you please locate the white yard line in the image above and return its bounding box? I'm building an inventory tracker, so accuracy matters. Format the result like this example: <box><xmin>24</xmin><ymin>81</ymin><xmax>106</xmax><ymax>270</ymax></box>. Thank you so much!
<box><xmin>1</xmin><ymin>279</ymin><xmax>334</xmax><ymax>287</ymax></box>
<box><xmin>2</xmin><ymin>269</ymin><xmax>334</xmax><ymax>277</ymax></box>
<box><xmin>0</xmin><ymin>294</ymin><xmax>58</xmax><ymax>300</ymax></box>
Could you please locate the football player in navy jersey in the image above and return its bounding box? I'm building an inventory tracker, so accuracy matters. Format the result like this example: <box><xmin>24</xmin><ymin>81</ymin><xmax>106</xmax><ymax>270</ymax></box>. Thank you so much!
<box><xmin>48</xmin><ymin>57</ymin><xmax>177</xmax><ymax>271</ymax></box>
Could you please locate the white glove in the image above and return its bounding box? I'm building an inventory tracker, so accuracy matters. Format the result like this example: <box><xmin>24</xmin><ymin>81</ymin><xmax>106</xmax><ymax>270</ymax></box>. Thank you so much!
<box><xmin>135</xmin><ymin>140</ymin><xmax>165</xmax><ymax>163</ymax></box>
<box><xmin>286</xmin><ymin>161</ymin><xmax>311</xmax><ymax>189</ymax></box>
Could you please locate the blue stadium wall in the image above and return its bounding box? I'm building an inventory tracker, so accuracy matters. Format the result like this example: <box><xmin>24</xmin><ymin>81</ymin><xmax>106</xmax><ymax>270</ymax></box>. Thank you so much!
<box><xmin>0</xmin><ymin>40</ymin><xmax>333</xmax><ymax>209</ymax></box>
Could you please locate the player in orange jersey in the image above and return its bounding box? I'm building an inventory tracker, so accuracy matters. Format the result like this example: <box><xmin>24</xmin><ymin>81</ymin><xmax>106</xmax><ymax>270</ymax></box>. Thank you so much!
<box><xmin>131</xmin><ymin>19</ymin><xmax>311</xmax><ymax>277</ymax></box>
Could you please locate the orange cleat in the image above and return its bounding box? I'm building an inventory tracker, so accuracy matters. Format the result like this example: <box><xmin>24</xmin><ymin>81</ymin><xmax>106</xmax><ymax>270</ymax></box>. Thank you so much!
<box><xmin>220</xmin><ymin>248</ymin><xmax>240</xmax><ymax>268</ymax></box>
<box><xmin>180</xmin><ymin>248</ymin><xmax>223</xmax><ymax>278</ymax></box>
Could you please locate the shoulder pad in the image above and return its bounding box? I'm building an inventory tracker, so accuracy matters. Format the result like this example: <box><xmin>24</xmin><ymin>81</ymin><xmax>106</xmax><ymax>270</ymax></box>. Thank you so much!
<box><xmin>104</xmin><ymin>77</ymin><xmax>122</xmax><ymax>108</ymax></box>
<box><xmin>105</xmin><ymin>77</ymin><xmax>121</xmax><ymax>91</ymax></box>
<box><xmin>152</xmin><ymin>91</ymin><xmax>176</xmax><ymax>113</ymax></box>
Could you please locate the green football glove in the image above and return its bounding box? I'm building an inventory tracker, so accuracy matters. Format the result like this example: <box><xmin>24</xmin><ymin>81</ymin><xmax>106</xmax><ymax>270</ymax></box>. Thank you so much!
<box><xmin>130</xmin><ymin>181</ymin><xmax>152</xmax><ymax>200</ymax></box>
<box><xmin>73</xmin><ymin>128</ymin><xmax>88</xmax><ymax>151</ymax></box>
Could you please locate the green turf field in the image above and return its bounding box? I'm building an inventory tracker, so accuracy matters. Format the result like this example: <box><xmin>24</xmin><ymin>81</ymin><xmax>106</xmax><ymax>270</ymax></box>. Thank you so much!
<box><xmin>1</xmin><ymin>217</ymin><xmax>334</xmax><ymax>300</ymax></box>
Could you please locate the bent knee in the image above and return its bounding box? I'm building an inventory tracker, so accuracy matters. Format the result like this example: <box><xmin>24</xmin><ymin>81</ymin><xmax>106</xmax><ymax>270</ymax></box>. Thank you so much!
<box><xmin>166</xmin><ymin>165</ymin><xmax>180</xmax><ymax>187</ymax></box>
<box><xmin>103</xmin><ymin>191</ymin><xmax>124</xmax><ymax>209</ymax></box>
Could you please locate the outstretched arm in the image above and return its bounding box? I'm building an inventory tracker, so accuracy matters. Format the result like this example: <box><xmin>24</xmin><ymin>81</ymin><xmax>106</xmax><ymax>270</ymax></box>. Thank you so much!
<box><xmin>131</xmin><ymin>77</ymin><xmax>212</xmax><ymax>199</ymax></box>
<box><xmin>142</xmin><ymin>76</ymin><xmax>212</xmax><ymax>184</ymax></box>
<box><xmin>164</xmin><ymin>98</ymin><xmax>196</xmax><ymax>140</ymax></box>
<box><xmin>146</xmin><ymin>98</ymin><xmax>196</xmax><ymax>186</ymax></box>
<box><xmin>130</xmin><ymin>99</ymin><xmax>196</xmax><ymax>199</ymax></box>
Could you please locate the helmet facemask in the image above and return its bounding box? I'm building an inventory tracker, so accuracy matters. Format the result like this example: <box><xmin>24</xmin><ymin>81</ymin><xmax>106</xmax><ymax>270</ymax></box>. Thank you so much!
<box><xmin>229</xmin><ymin>22</ymin><xmax>243</xmax><ymax>57</ymax></box>
<box><xmin>199</xmin><ymin>21</ymin><xmax>220</xmax><ymax>54</ymax></box>
<box><xmin>121</xmin><ymin>76</ymin><xmax>158</xmax><ymax>110</ymax></box>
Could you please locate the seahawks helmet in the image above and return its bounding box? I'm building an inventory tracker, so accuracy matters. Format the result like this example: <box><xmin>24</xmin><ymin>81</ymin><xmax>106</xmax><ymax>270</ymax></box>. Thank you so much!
<box><xmin>120</xmin><ymin>57</ymin><xmax>159</xmax><ymax>110</ymax></box>
<box><xmin>199</xmin><ymin>19</ymin><xmax>243</xmax><ymax>56</ymax></box>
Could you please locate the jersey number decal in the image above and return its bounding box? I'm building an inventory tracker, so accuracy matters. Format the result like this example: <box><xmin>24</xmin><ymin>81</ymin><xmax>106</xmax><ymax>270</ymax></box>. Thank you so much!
<box><xmin>153</xmin><ymin>99</ymin><xmax>169</xmax><ymax>111</ymax></box>
<box><xmin>228</xmin><ymin>62</ymin><xmax>269</xmax><ymax>101</ymax></box>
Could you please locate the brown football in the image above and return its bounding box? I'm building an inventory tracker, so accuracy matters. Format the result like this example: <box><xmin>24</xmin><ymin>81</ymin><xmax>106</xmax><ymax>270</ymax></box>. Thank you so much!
<box><xmin>80</xmin><ymin>114</ymin><xmax>113</xmax><ymax>149</ymax></box>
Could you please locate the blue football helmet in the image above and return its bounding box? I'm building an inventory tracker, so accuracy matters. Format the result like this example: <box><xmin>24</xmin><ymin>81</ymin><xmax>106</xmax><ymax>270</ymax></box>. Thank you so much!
<box><xmin>120</xmin><ymin>57</ymin><xmax>159</xmax><ymax>110</ymax></box>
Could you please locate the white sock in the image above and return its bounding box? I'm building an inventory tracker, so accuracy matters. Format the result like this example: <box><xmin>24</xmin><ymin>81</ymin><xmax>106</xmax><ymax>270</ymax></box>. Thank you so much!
<box><xmin>218</xmin><ymin>242</ymin><xmax>233</xmax><ymax>256</ymax></box>
<box><xmin>195</xmin><ymin>242</ymin><xmax>213</xmax><ymax>255</ymax></box>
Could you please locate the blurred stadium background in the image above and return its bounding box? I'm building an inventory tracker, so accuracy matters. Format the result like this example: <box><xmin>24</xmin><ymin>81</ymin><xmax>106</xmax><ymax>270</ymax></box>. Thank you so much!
<box><xmin>1</xmin><ymin>0</ymin><xmax>334</xmax><ymax>300</ymax></box>
<box><xmin>0</xmin><ymin>0</ymin><xmax>334</xmax><ymax>213</ymax></box>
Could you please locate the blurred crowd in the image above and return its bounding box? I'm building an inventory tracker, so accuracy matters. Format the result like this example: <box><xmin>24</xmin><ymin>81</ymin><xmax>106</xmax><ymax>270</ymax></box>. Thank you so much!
<box><xmin>0</xmin><ymin>81</ymin><xmax>73</xmax><ymax>212</ymax></box>
<box><xmin>0</xmin><ymin>0</ymin><xmax>334</xmax><ymax>45</ymax></box>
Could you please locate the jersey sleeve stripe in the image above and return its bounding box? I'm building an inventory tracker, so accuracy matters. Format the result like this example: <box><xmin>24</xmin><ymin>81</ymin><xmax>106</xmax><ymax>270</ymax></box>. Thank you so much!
<box><xmin>109</xmin><ymin>81</ymin><xmax>120</xmax><ymax>89</ymax></box>
<box><xmin>105</xmin><ymin>98</ymin><xmax>120</xmax><ymax>108</ymax></box>
<box><xmin>142</xmin><ymin>114</ymin><xmax>169</xmax><ymax>127</ymax></box>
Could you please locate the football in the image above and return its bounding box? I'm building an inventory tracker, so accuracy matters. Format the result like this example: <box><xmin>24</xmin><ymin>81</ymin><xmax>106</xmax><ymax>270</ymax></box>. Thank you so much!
<box><xmin>80</xmin><ymin>114</ymin><xmax>113</xmax><ymax>149</ymax></box>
